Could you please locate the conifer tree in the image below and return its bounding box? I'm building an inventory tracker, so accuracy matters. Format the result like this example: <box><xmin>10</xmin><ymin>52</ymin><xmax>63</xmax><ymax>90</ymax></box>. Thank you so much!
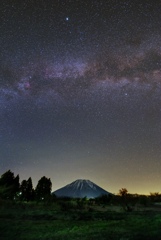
<box><xmin>0</xmin><ymin>170</ymin><xmax>20</xmax><ymax>200</ymax></box>
<box><xmin>35</xmin><ymin>176</ymin><xmax>52</xmax><ymax>201</ymax></box>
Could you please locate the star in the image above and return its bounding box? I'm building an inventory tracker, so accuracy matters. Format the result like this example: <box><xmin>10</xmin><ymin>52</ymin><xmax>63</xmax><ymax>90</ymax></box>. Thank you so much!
<box><xmin>0</xmin><ymin>0</ymin><xmax>161</xmax><ymax>195</ymax></box>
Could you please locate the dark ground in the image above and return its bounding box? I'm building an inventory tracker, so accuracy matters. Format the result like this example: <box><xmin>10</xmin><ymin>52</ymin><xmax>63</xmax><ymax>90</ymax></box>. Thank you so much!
<box><xmin>1</xmin><ymin>200</ymin><xmax>161</xmax><ymax>240</ymax></box>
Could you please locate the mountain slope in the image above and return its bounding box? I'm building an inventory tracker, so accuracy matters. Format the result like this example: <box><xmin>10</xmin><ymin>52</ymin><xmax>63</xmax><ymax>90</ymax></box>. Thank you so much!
<box><xmin>53</xmin><ymin>179</ymin><xmax>111</xmax><ymax>198</ymax></box>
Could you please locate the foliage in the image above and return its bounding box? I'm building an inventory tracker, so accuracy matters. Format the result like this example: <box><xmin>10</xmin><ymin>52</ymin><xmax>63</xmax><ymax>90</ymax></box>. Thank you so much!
<box><xmin>20</xmin><ymin>177</ymin><xmax>34</xmax><ymax>201</ymax></box>
<box><xmin>118</xmin><ymin>188</ymin><xmax>131</xmax><ymax>211</ymax></box>
<box><xmin>1</xmin><ymin>201</ymin><xmax>161</xmax><ymax>240</ymax></box>
<box><xmin>95</xmin><ymin>194</ymin><xmax>113</xmax><ymax>205</ymax></box>
<box><xmin>0</xmin><ymin>170</ymin><xmax>20</xmax><ymax>200</ymax></box>
<box><xmin>138</xmin><ymin>195</ymin><xmax>150</xmax><ymax>207</ymax></box>
<box><xmin>149</xmin><ymin>192</ymin><xmax>161</xmax><ymax>203</ymax></box>
<box><xmin>119</xmin><ymin>188</ymin><xmax>128</xmax><ymax>197</ymax></box>
<box><xmin>35</xmin><ymin>176</ymin><xmax>52</xmax><ymax>201</ymax></box>
<box><xmin>76</xmin><ymin>198</ymin><xmax>87</xmax><ymax>210</ymax></box>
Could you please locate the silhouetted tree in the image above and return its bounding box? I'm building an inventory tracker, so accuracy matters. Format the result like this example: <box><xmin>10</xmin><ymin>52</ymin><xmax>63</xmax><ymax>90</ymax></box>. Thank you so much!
<box><xmin>13</xmin><ymin>174</ymin><xmax>20</xmax><ymax>197</ymax></box>
<box><xmin>35</xmin><ymin>176</ymin><xmax>52</xmax><ymax>201</ymax></box>
<box><xmin>119</xmin><ymin>188</ymin><xmax>133</xmax><ymax>211</ymax></box>
<box><xmin>20</xmin><ymin>177</ymin><xmax>34</xmax><ymax>201</ymax></box>
<box><xmin>0</xmin><ymin>170</ymin><xmax>20</xmax><ymax>200</ymax></box>
<box><xmin>149</xmin><ymin>192</ymin><xmax>161</xmax><ymax>203</ymax></box>
<box><xmin>119</xmin><ymin>188</ymin><xmax>128</xmax><ymax>197</ymax></box>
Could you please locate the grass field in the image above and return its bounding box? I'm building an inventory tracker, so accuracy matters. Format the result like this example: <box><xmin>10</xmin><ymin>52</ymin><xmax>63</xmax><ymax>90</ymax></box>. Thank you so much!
<box><xmin>1</xmin><ymin>200</ymin><xmax>161</xmax><ymax>240</ymax></box>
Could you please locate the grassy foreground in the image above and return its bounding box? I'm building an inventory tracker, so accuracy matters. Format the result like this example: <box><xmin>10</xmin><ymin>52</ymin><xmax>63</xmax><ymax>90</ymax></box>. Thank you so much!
<box><xmin>1</xmin><ymin>200</ymin><xmax>161</xmax><ymax>240</ymax></box>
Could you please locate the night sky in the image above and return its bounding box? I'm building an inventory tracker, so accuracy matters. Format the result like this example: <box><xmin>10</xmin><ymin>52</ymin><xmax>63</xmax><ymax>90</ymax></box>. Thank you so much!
<box><xmin>1</xmin><ymin>0</ymin><xmax>161</xmax><ymax>194</ymax></box>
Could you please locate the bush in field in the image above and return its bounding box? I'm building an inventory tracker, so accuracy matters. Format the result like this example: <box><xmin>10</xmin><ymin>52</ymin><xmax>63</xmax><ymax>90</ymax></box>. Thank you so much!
<box><xmin>138</xmin><ymin>195</ymin><xmax>150</xmax><ymax>207</ymax></box>
<box><xmin>149</xmin><ymin>192</ymin><xmax>161</xmax><ymax>203</ymax></box>
<box><xmin>95</xmin><ymin>194</ymin><xmax>113</xmax><ymax>205</ymax></box>
<box><xmin>76</xmin><ymin>197</ymin><xmax>87</xmax><ymax>210</ymax></box>
<box><xmin>59</xmin><ymin>199</ymin><xmax>76</xmax><ymax>211</ymax></box>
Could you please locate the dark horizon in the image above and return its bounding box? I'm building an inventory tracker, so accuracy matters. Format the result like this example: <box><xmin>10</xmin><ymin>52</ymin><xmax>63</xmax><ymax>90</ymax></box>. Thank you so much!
<box><xmin>0</xmin><ymin>169</ymin><xmax>160</xmax><ymax>196</ymax></box>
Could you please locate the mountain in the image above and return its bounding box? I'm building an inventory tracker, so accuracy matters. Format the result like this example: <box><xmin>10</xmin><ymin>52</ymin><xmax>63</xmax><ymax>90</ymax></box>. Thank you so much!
<box><xmin>53</xmin><ymin>179</ymin><xmax>111</xmax><ymax>198</ymax></box>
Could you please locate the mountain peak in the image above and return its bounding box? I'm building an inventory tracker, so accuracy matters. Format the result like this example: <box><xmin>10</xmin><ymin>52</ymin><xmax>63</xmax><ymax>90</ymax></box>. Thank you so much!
<box><xmin>53</xmin><ymin>179</ymin><xmax>111</xmax><ymax>198</ymax></box>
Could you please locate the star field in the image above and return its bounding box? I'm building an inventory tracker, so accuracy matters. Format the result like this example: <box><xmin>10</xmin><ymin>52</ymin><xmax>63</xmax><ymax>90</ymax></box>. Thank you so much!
<box><xmin>1</xmin><ymin>0</ymin><xmax>161</xmax><ymax>194</ymax></box>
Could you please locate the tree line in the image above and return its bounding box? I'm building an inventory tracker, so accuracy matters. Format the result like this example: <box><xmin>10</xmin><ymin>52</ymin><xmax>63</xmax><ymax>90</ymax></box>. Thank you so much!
<box><xmin>1</xmin><ymin>170</ymin><xmax>161</xmax><ymax>208</ymax></box>
<box><xmin>0</xmin><ymin>170</ymin><xmax>52</xmax><ymax>201</ymax></box>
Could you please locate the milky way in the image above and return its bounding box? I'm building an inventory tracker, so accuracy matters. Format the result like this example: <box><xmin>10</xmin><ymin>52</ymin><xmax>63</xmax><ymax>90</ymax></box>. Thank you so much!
<box><xmin>1</xmin><ymin>1</ymin><xmax>161</xmax><ymax>194</ymax></box>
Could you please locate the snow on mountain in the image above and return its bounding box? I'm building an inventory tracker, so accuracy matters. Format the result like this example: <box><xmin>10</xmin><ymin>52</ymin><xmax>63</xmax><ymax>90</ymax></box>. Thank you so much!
<box><xmin>53</xmin><ymin>179</ymin><xmax>111</xmax><ymax>198</ymax></box>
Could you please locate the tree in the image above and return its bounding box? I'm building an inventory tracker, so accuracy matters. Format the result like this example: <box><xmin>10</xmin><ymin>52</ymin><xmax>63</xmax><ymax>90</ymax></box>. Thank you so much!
<box><xmin>118</xmin><ymin>188</ymin><xmax>132</xmax><ymax>212</ymax></box>
<box><xmin>0</xmin><ymin>170</ymin><xmax>20</xmax><ymax>200</ymax></box>
<box><xmin>149</xmin><ymin>192</ymin><xmax>161</xmax><ymax>203</ymax></box>
<box><xmin>20</xmin><ymin>177</ymin><xmax>34</xmax><ymax>201</ymax></box>
<box><xmin>119</xmin><ymin>188</ymin><xmax>128</xmax><ymax>197</ymax></box>
<box><xmin>35</xmin><ymin>176</ymin><xmax>52</xmax><ymax>201</ymax></box>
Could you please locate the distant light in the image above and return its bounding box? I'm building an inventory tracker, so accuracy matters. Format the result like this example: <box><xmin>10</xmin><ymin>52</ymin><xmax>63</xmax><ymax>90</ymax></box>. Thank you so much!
<box><xmin>66</xmin><ymin>17</ymin><xmax>69</xmax><ymax>21</ymax></box>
